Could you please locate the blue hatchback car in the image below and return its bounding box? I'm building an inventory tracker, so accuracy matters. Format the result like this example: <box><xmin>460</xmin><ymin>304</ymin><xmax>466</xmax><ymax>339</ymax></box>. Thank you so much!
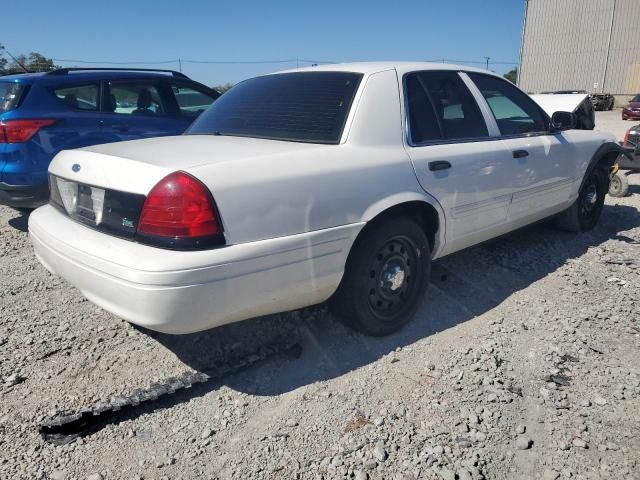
<box><xmin>0</xmin><ymin>68</ymin><xmax>220</xmax><ymax>208</ymax></box>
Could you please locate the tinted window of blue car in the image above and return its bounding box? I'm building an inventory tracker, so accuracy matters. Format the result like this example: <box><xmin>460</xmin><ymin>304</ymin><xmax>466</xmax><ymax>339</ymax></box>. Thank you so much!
<box><xmin>0</xmin><ymin>82</ymin><xmax>25</xmax><ymax>113</ymax></box>
<box><xmin>53</xmin><ymin>84</ymin><xmax>99</xmax><ymax>111</ymax></box>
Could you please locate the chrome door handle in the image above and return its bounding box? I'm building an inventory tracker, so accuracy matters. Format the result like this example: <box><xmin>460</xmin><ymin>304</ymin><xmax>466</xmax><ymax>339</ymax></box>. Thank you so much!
<box><xmin>428</xmin><ymin>161</ymin><xmax>451</xmax><ymax>171</ymax></box>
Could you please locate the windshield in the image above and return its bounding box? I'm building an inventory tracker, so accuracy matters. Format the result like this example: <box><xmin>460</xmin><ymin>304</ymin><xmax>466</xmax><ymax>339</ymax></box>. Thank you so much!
<box><xmin>0</xmin><ymin>82</ymin><xmax>25</xmax><ymax>113</ymax></box>
<box><xmin>187</xmin><ymin>71</ymin><xmax>363</xmax><ymax>144</ymax></box>
<box><xmin>632</xmin><ymin>95</ymin><xmax>640</xmax><ymax>103</ymax></box>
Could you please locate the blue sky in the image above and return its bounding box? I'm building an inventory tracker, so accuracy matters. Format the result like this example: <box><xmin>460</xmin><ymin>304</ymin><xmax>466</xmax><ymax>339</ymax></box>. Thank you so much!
<box><xmin>2</xmin><ymin>0</ymin><xmax>525</xmax><ymax>86</ymax></box>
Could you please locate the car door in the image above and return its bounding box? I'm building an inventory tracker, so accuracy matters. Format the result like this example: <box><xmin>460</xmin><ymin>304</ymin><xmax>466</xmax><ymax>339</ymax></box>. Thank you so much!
<box><xmin>49</xmin><ymin>82</ymin><xmax>107</xmax><ymax>149</ymax></box>
<box><xmin>467</xmin><ymin>73</ymin><xmax>577</xmax><ymax>225</ymax></box>
<box><xmin>402</xmin><ymin>71</ymin><xmax>517</xmax><ymax>255</ymax></box>
<box><xmin>101</xmin><ymin>79</ymin><xmax>187</xmax><ymax>140</ymax></box>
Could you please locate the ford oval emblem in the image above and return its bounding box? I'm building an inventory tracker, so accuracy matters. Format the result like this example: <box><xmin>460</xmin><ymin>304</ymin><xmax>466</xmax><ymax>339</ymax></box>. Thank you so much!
<box><xmin>72</xmin><ymin>164</ymin><xmax>81</xmax><ymax>173</ymax></box>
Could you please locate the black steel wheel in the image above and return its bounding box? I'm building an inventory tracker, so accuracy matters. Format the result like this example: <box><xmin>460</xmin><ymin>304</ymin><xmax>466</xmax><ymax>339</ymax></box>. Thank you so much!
<box><xmin>330</xmin><ymin>217</ymin><xmax>430</xmax><ymax>336</ymax></box>
<box><xmin>580</xmin><ymin>177</ymin><xmax>599</xmax><ymax>220</ymax></box>
<box><xmin>555</xmin><ymin>167</ymin><xmax>607</xmax><ymax>232</ymax></box>
<box><xmin>366</xmin><ymin>235</ymin><xmax>419</xmax><ymax>322</ymax></box>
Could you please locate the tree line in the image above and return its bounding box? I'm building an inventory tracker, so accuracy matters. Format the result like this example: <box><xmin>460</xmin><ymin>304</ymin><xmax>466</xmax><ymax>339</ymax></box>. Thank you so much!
<box><xmin>0</xmin><ymin>44</ymin><xmax>57</xmax><ymax>75</ymax></box>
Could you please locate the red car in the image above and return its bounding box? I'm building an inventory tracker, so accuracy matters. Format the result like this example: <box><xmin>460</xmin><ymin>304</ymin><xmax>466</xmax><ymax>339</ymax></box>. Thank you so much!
<box><xmin>622</xmin><ymin>94</ymin><xmax>640</xmax><ymax>120</ymax></box>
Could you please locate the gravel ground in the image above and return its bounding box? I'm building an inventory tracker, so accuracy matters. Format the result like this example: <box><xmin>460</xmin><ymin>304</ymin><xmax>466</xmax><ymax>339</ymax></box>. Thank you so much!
<box><xmin>1</xmin><ymin>176</ymin><xmax>639</xmax><ymax>479</ymax></box>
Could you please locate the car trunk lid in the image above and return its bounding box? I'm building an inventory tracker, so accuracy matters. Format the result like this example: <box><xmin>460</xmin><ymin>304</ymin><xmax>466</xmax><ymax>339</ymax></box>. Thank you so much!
<box><xmin>50</xmin><ymin>134</ymin><xmax>326</xmax><ymax>194</ymax></box>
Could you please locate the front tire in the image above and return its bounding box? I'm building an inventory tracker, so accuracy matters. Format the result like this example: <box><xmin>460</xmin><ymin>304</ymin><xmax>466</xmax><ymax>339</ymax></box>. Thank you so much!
<box><xmin>608</xmin><ymin>171</ymin><xmax>629</xmax><ymax>197</ymax></box>
<box><xmin>555</xmin><ymin>167</ymin><xmax>607</xmax><ymax>232</ymax></box>
<box><xmin>330</xmin><ymin>217</ymin><xmax>431</xmax><ymax>336</ymax></box>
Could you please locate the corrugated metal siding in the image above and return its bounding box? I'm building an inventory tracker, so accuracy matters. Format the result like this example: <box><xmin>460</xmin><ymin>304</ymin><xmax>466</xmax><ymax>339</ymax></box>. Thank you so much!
<box><xmin>519</xmin><ymin>0</ymin><xmax>640</xmax><ymax>95</ymax></box>
<box><xmin>605</xmin><ymin>0</ymin><xmax>640</xmax><ymax>94</ymax></box>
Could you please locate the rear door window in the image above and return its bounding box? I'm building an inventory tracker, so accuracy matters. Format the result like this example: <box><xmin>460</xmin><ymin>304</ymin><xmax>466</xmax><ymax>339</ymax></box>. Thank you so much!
<box><xmin>106</xmin><ymin>82</ymin><xmax>168</xmax><ymax>116</ymax></box>
<box><xmin>0</xmin><ymin>82</ymin><xmax>25</xmax><ymax>113</ymax></box>
<box><xmin>468</xmin><ymin>73</ymin><xmax>548</xmax><ymax>136</ymax></box>
<box><xmin>54</xmin><ymin>84</ymin><xmax>99</xmax><ymax>111</ymax></box>
<box><xmin>405</xmin><ymin>74</ymin><xmax>442</xmax><ymax>143</ymax></box>
<box><xmin>171</xmin><ymin>84</ymin><xmax>218</xmax><ymax>119</ymax></box>
<box><xmin>405</xmin><ymin>71</ymin><xmax>488</xmax><ymax>144</ymax></box>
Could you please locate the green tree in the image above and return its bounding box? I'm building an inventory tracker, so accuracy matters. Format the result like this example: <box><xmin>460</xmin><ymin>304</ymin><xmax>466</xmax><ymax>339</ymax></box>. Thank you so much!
<box><xmin>504</xmin><ymin>68</ymin><xmax>518</xmax><ymax>84</ymax></box>
<box><xmin>0</xmin><ymin>44</ymin><xmax>58</xmax><ymax>75</ymax></box>
<box><xmin>24</xmin><ymin>52</ymin><xmax>57</xmax><ymax>72</ymax></box>
<box><xmin>0</xmin><ymin>44</ymin><xmax>10</xmax><ymax>75</ymax></box>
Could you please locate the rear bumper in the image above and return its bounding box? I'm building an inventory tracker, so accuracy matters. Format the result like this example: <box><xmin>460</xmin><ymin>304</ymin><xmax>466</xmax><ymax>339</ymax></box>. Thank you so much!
<box><xmin>0</xmin><ymin>182</ymin><xmax>48</xmax><ymax>209</ymax></box>
<box><xmin>29</xmin><ymin>205</ymin><xmax>361</xmax><ymax>334</ymax></box>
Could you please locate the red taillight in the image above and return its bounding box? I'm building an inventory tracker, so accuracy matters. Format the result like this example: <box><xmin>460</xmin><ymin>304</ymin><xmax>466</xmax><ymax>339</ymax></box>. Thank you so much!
<box><xmin>623</xmin><ymin>128</ymin><xmax>630</xmax><ymax>146</ymax></box>
<box><xmin>0</xmin><ymin>119</ymin><xmax>56</xmax><ymax>143</ymax></box>
<box><xmin>138</xmin><ymin>171</ymin><xmax>223</xmax><ymax>242</ymax></box>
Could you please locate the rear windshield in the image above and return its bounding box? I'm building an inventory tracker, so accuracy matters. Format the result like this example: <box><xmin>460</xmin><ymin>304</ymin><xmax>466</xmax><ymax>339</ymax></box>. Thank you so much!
<box><xmin>187</xmin><ymin>72</ymin><xmax>363</xmax><ymax>144</ymax></box>
<box><xmin>0</xmin><ymin>82</ymin><xmax>25</xmax><ymax>113</ymax></box>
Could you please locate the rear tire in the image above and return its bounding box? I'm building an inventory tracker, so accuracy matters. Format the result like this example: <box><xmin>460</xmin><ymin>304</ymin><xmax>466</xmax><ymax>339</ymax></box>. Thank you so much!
<box><xmin>555</xmin><ymin>167</ymin><xmax>607</xmax><ymax>232</ymax></box>
<box><xmin>608</xmin><ymin>171</ymin><xmax>629</xmax><ymax>197</ymax></box>
<box><xmin>329</xmin><ymin>217</ymin><xmax>430</xmax><ymax>336</ymax></box>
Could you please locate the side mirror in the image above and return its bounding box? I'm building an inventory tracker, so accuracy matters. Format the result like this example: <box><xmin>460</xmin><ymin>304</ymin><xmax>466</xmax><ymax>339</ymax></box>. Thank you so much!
<box><xmin>551</xmin><ymin>111</ymin><xmax>577</xmax><ymax>131</ymax></box>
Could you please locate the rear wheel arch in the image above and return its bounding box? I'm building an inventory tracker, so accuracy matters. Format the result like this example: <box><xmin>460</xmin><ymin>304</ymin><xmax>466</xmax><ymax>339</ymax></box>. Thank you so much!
<box><xmin>357</xmin><ymin>197</ymin><xmax>443</xmax><ymax>258</ymax></box>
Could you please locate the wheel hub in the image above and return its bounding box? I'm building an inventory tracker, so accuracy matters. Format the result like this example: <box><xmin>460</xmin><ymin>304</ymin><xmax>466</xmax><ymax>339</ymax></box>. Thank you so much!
<box><xmin>367</xmin><ymin>236</ymin><xmax>418</xmax><ymax>318</ymax></box>
<box><xmin>381</xmin><ymin>262</ymin><xmax>406</xmax><ymax>292</ymax></box>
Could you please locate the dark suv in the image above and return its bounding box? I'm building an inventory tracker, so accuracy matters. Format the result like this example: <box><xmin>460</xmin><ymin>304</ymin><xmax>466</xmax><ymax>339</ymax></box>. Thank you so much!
<box><xmin>0</xmin><ymin>68</ymin><xmax>219</xmax><ymax>208</ymax></box>
<box><xmin>590</xmin><ymin>93</ymin><xmax>614</xmax><ymax>111</ymax></box>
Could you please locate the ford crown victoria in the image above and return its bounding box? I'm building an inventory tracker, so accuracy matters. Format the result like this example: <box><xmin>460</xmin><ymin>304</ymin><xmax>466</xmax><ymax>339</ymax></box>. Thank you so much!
<box><xmin>29</xmin><ymin>62</ymin><xmax>627</xmax><ymax>335</ymax></box>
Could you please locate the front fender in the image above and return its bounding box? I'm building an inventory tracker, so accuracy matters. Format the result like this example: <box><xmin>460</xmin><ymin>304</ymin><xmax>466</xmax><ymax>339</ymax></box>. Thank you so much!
<box><xmin>582</xmin><ymin>142</ymin><xmax>628</xmax><ymax>189</ymax></box>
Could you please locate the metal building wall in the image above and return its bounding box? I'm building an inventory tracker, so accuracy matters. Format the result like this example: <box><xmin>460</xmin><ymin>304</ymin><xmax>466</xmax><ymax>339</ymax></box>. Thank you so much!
<box><xmin>606</xmin><ymin>0</ymin><xmax>640</xmax><ymax>95</ymax></box>
<box><xmin>518</xmin><ymin>0</ymin><xmax>640</xmax><ymax>97</ymax></box>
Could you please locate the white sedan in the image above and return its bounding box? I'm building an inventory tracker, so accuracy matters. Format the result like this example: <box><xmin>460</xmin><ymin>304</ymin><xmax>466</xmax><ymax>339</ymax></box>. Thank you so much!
<box><xmin>29</xmin><ymin>62</ymin><xmax>626</xmax><ymax>335</ymax></box>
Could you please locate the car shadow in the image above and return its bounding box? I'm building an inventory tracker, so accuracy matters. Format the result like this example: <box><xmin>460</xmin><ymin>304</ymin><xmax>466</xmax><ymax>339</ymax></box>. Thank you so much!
<box><xmin>144</xmin><ymin>203</ymin><xmax>640</xmax><ymax>399</ymax></box>
<box><xmin>7</xmin><ymin>208</ymin><xmax>31</xmax><ymax>232</ymax></box>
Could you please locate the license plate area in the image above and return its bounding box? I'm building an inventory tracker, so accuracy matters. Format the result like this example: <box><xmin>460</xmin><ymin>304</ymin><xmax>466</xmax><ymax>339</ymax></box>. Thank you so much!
<box><xmin>49</xmin><ymin>175</ymin><xmax>145</xmax><ymax>239</ymax></box>
<box><xmin>76</xmin><ymin>183</ymin><xmax>105</xmax><ymax>225</ymax></box>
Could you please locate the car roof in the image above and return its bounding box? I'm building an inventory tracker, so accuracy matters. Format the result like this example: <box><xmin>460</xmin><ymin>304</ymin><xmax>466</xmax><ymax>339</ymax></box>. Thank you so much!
<box><xmin>0</xmin><ymin>70</ymin><xmax>195</xmax><ymax>84</ymax></box>
<box><xmin>0</xmin><ymin>72</ymin><xmax>47</xmax><ymax>83</ymax></box>
<box><xmin>275</xmin><ymin>61</ymin><xmax>501</xmax><ymax>77</ymax></box>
